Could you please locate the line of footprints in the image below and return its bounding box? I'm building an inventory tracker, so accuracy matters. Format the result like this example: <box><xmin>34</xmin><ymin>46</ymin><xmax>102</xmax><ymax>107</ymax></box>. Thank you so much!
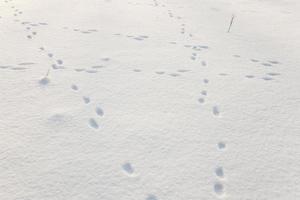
<box><xmin>2</xmin><ymin>1</ymin><xmax>283</xmax><ymax>199</ymax></box>
<box><xmin>198</xmin><ymin>78</ymin><xmax>221</xmax><ymax>117</ymax></box>
<box><xmin>4</xmin><ymin>0</ymin><xmax>104</xmax><ymax>130</ymax></box>
<box><xmin>71</xmin><ymin>84</ymin><xmax>104</xmax><ymax>130</ymax></box>
<box><xmin>122</xmin><ymin>162</ymin><xmax>158</xmax><ymax>200</ymax></box>
<box><xmin>214</xmin><ymin>141</ymin><xmax>227</xmax><ymax>197</ymax></box>
<box><xmin>120</xmin><ymin>143</ymin><xmax>228</xmax><ymax>199</ymax></box>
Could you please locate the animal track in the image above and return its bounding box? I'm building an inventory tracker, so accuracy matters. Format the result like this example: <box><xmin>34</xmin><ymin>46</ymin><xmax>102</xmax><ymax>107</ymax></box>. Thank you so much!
<box><xmin>198</xmin><ymin>98</ymin><xmax>205</xmax><ymax>104</ymax></box>
<box><xmin>101</xmin><ymin>57</ymin><xmax>110</xmax><ymax>62</ymax></box>
<box><xmin>122</xmin><ymin>162</ymin><xmax>134</xmax><ymax>175</ymax></box>
<box><xmin>18</xmin><ymin>62</ymin><xmax>35</xmax><ymax>65</ymax></box>
<box><xmin>250</xmin><ymin>59</ymin><xmax>259</xmax><ymax>62</ymax></box>
<box><xmin>245</xmin><ymin>75</ymin><xmax>255</xmax><ymax>79</ymax></box>
<box><xmin>217</xmin><ymin>142</ymin><xmax>226</xmax><ymax>150</ymax></box>
<box><xmin>262</xmin><ymin>63</ymin><xmax>272</xmax><ymax>67</ymax></box>
<box><xmin>212</xmin><ymin>106</ymin><xmax>220</xmax><ymax>116</ymax></box>
<box><xmin>91</xmin><ymin>65</ymin><xmax>105</xmax><ymax>69</ymax></box>
<box><xmin>190</xmin><ymin>52</ymin><xmax>197</xmax><ymax>60</ymax></box>
<box><xmin>215</xmin><ymin>167</ymin><xmax>224</xmax><ymax>178</ymax></box>
<box><xmin>83</xmin><ymin>96</ymin><xmax>90</xmax><ymax>104</ymax></box>
<box><xmin>268</xmin><ymin>60</ymin><xmax>279</xmax><ymax>64</ymax></box>
<box><xmin>262</xmin><ymin>77</ymin><xmax>273</xmax><ymax>81</ymax></box>
<box><xmin>214</xmin><ymin>182</ymin><xmax>224</xmax><ymax>196</ymax></box>
<box><xmin>95</xmin><ymin>107</ymin><xmax>104</xmax><ymax>116</ymax></box>
<box><xmin>75</xmin><ymin>68</ymin><xmax>85</xmax><ymax>72</ymax></box>
<box><xmin>52</xmin><ymin>64</ymin><xmax>62</xmax><ymax>69</ymax></box>
<box><xmin>118</xmin><ymin>34</ymin><xmax>149</xmax><ymax>41</ymax></box>
<box><xmin>169</xmin><ymin>73</ymin><xmax>180</xmax><ymax>77</ymax></box>
<box><xmin>146</xmin><ymin>194</ymin><xmax>158</xmax><ymax>200</ymax></box>
<box><xmin>88</xmin><ymin>118</ymin><xmax>99</xmax><ymax>129</ymax></box>
<box><xmin>70</xmin><ymin>27</ymin><xmax>98</xmax><ymax>34</ymax></box>
<box><xmin>56</xmin><ymin>59</ymin><xmax>63</xmax><ymax>65</ymax></box>
<box><xmin>71</xmin><ymin>84</ymin><xmax>78</xmax><ymax>91</ymax></box>
<box><xmin>0</xmin><ymin>65</ymin><xmax>11</xmax><ymax>69</ymax></box>
<box><xmin>85</xmin><ymin>69</ymin><xmax>98</xmax><ymax>73</ymax></box>
<box><xmin>39</xmin><ymin>77</ymin><xmax>50</xmax><ymax>85</ymax></box>
<box><xmin>267</xmin><ymin>72</ymin><xmax>280</xmax><ymax>76</ymax></box>
<box><xmin>11</xmin><ymin>67</ymin><xmax>26</xmax><ymax>70</ymax></box>
<box><xmin>177</xmin><ymin>69</ymin><xmax>190</xmax><ymax>73</ymax></box>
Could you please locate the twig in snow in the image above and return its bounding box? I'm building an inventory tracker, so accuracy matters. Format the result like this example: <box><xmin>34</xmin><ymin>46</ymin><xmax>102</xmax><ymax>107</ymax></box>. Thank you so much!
<box><xmin>227</xmin><ymin>14</ymin><xmax>235</xmax><ymax>33</ymax></box>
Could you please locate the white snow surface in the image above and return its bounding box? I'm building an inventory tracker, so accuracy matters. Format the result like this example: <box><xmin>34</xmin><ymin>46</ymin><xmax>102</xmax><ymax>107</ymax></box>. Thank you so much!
<box><xmin>0</xmin><ymin>0</ymin><xmax>300</xmax><ymax>199</ymax></box>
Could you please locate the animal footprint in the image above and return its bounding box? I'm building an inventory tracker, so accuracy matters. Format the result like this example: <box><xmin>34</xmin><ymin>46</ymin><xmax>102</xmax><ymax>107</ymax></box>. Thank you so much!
<box><xmin>262</xmin><ymin>77</ymin><xmax>273</xmax><ymax>81</ymax></box>
<box><xmin>83</xmin><ymin>96</ymin><xmax>90</xmax><ymax>104</ymax></box>
<box><xmin>11</xmin><ymin>67</ymin><xmax>26</xmax><ymax>70</ymax></box>
<box><xmin>88</xmin><ymin>118</ymin><xmax>99</xmax><ymax>129</ymax></box>
<box><xmin>267</xmin><ymin>72</ymin><xmax>280</xmax><ymax>76</ymax></box>
<box><xmin>74</xmin><ymin>68</ymin><xmax>85</xmax><ymax>72</ymax></box>
<box><xmin>217</xmin><ymin>142</ymin><xmax>226</xmax><ymax>150</ymax></box>
<box><xmin>101</xmin><ymin>57</ymin><xmax>110</xmax><ymax>62</ymax></box>
<box><xmin>214</xmin><ymin>182</ymin><xmax>225</xmax><ymax>196</ymax></box>
<box><xmin>146</xmin><ymin>194</ymin><xmax>158</xmax><ymax>200</ymax></box>
<box><xmin>250</xmin><ymin>59</ymin><xmax>259</xmax><ymax>62</ymax></box>
<box><xmin>268</xmin><ymin>60</ymin><xmax>280</xmax><ymax>64</ymax></box>
<box><xmin>261</xmin><ymin>63</ymin><xmax>272</xmax><ymax>67</ymax></box>
<box><xmin>245</xmin><ymin>75</ymin><xmax>255</xmax><ymax>79</ymax></box>
<box><xmin>201</xmin><ymin>90</ymin><xmax>207</xmax><ymax>96</ymax></box>
<box><xmin>95</xmin><ymin>107</ymin><xmax>104</xmax><ymax>116</ymax></box>
<box><xmin>91</xmin><ymin>65</ymin><xmax>105</xmax><ymax>69</ymax></box>
<box><xmin>212</xmin><ymin>106</ymin><xmax>220</xmax><ymax>116</ymax></box>
<box><xmin>56</xmin><ymin>59</ymin><xmax>63</xmax><ymax>65</ymax></box>
<box><xmin>86</xmin><ymin>69</ymin><xmax>98</xmax><ymax>73</ymax></box>
<box><xmin>169</xmin><ymin>73</ymin><xmax>180</xmax><ymax>77</ymax></box>
<box><xmin>198</xmin><ymin>98</ymin><xmax>205</xmax><ymax>104</ymax></box>
<box><xmin>133</xmin><ymin>37</ymin><xmax>143</xmax><ymax>41</ymax></box>
<box><xmin>39</xmin><ymin>77</ymin><xmax>50</xmax><ymax>85</ymax></box>
<box><xmin>219</xmin><ymin>73</ymin><xmax>228</xmax><ymax>76</ymax></box>
<box><xmin>71</xmin><ymin>84</ymin><xmax>78</xmax><ymax>91</ymax></box>
<box><xmin>18</xmin><ymin>62</ymin><xmax>35</xmax><ymax>65</ymax></box>
<box><xmin>122</xmin><ymin>162</ymin><xmax>134</xmax><ymax>175</ymax></box>
<box><xmin>177</xmin><ymin>69</ymin><xmax>189</xmax><ymax>73</ymax></box>
<box><xmin>215</xmin><ymin>167</ymin><xmax>224</xmax><ymax>178</ymax></box>
<box><xmin>0</xmin><ymin>65</ymin><xmax>11</xmax><ymax>69</ymax></box>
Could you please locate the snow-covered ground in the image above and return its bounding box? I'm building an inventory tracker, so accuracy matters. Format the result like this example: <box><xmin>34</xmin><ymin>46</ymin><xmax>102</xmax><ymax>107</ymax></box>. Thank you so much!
<box><xmin>0</xmin><ymin>0</ymin><xmax>299</xmax><ymax>199</ymax></box>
